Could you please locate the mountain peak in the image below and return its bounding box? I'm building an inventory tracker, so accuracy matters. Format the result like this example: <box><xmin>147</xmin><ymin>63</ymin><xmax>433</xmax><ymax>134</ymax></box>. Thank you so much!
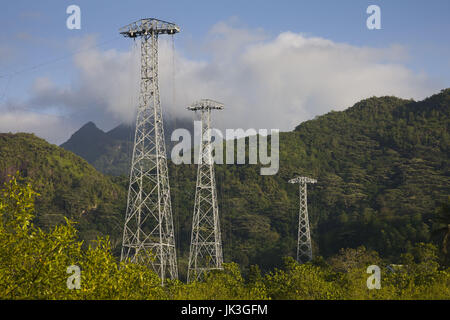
<box><xmin>77</xmin><ymin>121</ymin><xmax>103</xmax><ymax>133</ymax></box>
<box><xmin>82</xmin><ymin>121</ymin><xmax>98</xmax><ymax>129</ymax></box>
<box><xmin>60</xmin><ymin>122</ymin><xmax>111</xmax><ymax>163</ymax></box>
<box><xmin>106</xmin><ymin>123</ymin><xmax>134</xmax><ymax>141</ymax></box>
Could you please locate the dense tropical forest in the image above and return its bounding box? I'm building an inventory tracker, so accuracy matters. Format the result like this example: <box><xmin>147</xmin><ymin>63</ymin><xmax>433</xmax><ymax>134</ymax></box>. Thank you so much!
<box><xmin>0</xmin><ymin>175</ymin><xmax>448</xmax><ymax>299</ymax></box>
<box><xmin>0</xmin><ymin>88</ymin><xmax>449</xmax><ymax>298</ymax></box>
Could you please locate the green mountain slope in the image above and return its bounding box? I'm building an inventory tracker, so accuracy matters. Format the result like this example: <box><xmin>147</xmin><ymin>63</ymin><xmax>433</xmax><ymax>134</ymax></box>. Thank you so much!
<box><xmin>284</xmin><ymin>90</ymin><xmax>450</xmax><ymax>257</ymax></box>
<box><xmin>169</xmin><ymin>89</ymin><xmax>450</xmax><ymax>271</ymax></box>
<box><xmin>0</xmin><ymin>133</ymin><xmax>126</xmax><ymax>247</ymax></box>
<box><xmin>1</xmin><ymin>88</ymin><xmax>449</xmax><ymax>276</ymax></box>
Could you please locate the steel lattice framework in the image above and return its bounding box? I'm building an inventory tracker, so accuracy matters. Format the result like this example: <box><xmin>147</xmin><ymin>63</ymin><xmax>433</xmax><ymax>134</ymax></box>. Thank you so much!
<box><xmin>289</xmin><ymin>176</ymin><xmax>317</xmax><ymax>264</ymax></box>
<box><xmin>187</xmin><ymin>99</ymin><xmax>224</xmax><ymax>283</ymax></box>
<box><xmin>119</xmin><ymin>18</ymin><xmax>179</xmax><ymax>284</ymax></box>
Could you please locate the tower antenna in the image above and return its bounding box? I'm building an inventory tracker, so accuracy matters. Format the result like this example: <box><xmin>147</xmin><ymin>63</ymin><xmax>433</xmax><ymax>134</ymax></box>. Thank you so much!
<box><xmin>187</xmin><ymin>99</ymin><xmax>224</xmax><ymax>282</ymax></box>
<box><xmin>119</xmin><ymin>18</ymin><xmax>180</xmax><ymax>284</ymax></box>
<box><xmin>289</xmin><ymin>176</ymin><xmax>317</xmax><ymax>263</ymax></box>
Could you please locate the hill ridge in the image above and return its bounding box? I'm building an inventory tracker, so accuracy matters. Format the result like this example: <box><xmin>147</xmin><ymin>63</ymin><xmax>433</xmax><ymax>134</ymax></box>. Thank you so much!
<box><xmin>1</xmin><ymin>88</ymin><xmax>449</xmax><ymax>272</ymax></box>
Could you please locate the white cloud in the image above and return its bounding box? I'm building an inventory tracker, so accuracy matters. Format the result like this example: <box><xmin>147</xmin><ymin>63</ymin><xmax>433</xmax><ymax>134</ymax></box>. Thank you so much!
<box><xmin>28</xmin><ymin>35</ymin><xmax>141</xmax><ymax>125</ymax></box>
<box><xmin>167</xmin><ymin>25</ymin><xmax>436</xmax><ymax>132</ymax></box>
<box><xmin>0</xmin><ymin>21</ymin><xmax>442</xmax><ymax>145</ymax></box>
<box><xmin>0</xmin><ymin>108</ymin><xmax>76</xmax><ymax>144</ymax></box>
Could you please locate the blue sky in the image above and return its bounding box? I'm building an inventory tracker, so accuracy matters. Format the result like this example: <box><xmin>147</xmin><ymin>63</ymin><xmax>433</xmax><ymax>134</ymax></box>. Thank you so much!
<box><xmin>0</xmin><ymin>0</ymin><xmax>449</xmax><ymax>143</ymax></box>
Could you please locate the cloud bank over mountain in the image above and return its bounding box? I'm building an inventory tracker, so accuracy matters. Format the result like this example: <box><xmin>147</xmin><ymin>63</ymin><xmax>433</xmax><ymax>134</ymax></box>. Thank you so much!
<box><xmin>0</xmin><ymin>21</ymin><xmax>440</xmax><ymax>144</ymax></box>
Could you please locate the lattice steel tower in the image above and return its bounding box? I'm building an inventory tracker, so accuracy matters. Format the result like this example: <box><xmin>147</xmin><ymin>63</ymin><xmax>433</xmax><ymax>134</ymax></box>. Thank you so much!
<box><xmin>289</xmin><ymin>176</ymin><xmax>317</xmax><ymax>264</ymax></box>
<box><xmin>119</xmin><ymin>19</ymin><xmax>179</xmax><ymax>284</ymax></box>
<box><xmin>187</xmin><ymin>99</ymin><xmax>224</xmax><ymax>283</ymax></box>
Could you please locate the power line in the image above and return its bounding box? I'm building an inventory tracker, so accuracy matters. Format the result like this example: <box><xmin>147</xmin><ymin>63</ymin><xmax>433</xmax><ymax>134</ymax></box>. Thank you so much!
<box><xmin>0</xmin><ymin>36</ymin><xmax>121</xmax><ymax>80</ymax></box>
<box><xmin>0</xmin><ymin>75</ymin><xmax>13</xmax><ymax>102</ymax></box>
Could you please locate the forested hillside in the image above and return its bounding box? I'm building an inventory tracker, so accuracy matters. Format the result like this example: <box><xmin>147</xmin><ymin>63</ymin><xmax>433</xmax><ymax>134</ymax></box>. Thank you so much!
<box><xmin>170</xmin><ymin>89</ymin><xmax>449</xmax><ymax>274</ymax></box>
<box><xmin>0</xmin><ymin>133</ymin><xmax>127</xmax><ymax>248</ymax></box>
<box><xmin>2</xmin><ymin>178</ymin><xmax>448</xmax><ymax>299</ymax></box>
<box><xmin>1</xmin><ymin>89</ymin><xmax>449</xmax><ymax>279</ymax></box>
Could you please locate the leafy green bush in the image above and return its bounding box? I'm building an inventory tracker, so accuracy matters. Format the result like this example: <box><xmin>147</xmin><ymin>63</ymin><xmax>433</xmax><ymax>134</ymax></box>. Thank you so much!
<box><xmin>1</xmin><ymin>172</ymin><xmax>449</xmax><ymax>299</ymax></box>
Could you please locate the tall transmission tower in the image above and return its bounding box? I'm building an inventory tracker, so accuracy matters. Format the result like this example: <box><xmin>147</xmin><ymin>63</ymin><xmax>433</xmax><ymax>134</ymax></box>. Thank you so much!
<box><xmin>289</xmin><ymin>176</ymin><xmax>317</xmax><ymax>264</ymax></box>
<box><xmin>119</xmin><ymin>18</ymin><xmax>180</xmax><ymax>284</ymax></box>
<box><xmin>187</xmin><ymin>99</ymin><xmax>224</xmax><ymax>283</ymax></box>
